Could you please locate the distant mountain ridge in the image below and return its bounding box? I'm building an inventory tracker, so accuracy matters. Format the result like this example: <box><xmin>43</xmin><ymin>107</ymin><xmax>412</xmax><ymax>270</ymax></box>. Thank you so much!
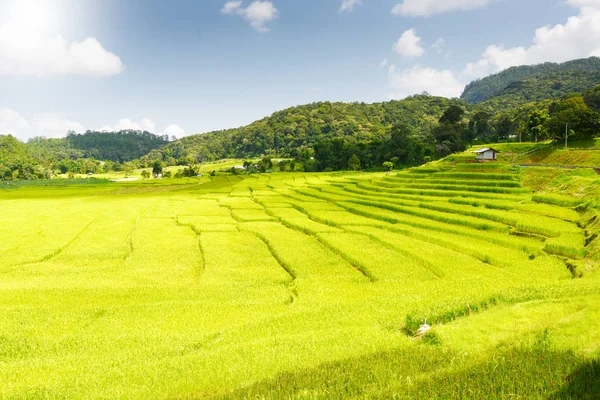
<box><xmin>461</xmin><ymin>57</ymin><xmax>600</xmax><ymax>104</ymax></box>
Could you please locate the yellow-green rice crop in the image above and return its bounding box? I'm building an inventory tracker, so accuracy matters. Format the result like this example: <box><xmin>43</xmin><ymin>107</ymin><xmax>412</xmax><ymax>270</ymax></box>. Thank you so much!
<box><xmin>0</xmin><ymin>167</ymin><xmax>597</xmax><ymax>400</ymax></box>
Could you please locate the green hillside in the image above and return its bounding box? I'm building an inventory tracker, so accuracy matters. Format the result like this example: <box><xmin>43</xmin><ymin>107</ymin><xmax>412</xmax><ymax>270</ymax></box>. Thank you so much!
<box><xmin>478</xmin><ymin>70</ymin><xmax>600</xmax><ymax>111</ymax></box>
<box><xmin>461</xmin><ymin>57</ymin><xmax>600</xmax><ymax>104</ymax></box>
<box><xmin>148</xmin><ymin>96</ymin><xmax>465</xmax><ymax>164</ymax></box>
<box><xmin>3</xmin><ymin>61</ymin><xmax>600</xmax><ymax>180</ymax></box>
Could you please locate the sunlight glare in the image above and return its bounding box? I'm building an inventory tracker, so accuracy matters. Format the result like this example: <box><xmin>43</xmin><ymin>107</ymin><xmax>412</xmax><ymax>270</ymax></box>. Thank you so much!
<box><xmin>6</xmin><ymin>0</ymin><xmax>62</xmax><ymax>32</ymax></box>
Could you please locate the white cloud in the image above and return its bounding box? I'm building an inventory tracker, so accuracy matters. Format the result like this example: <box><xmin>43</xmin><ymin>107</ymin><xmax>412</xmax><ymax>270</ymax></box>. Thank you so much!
<box><xmin>0</xmin><ymin>108</ymin><xmax>30</xmax><ymax>140</ymax></box>
<box><xmin>222</xmin><ymin>1</ymin><xmax>278</xmax><ymax>32</ymax></box>
<box><xmin>164</xmin><ymin>124</ymin><xmax>187</xmax><ymax>138</ymax></box>
<box><xmin>113</xmin><ymin>119</ymin><xmax>143</xmax><ymax>131</ymax></box>
<box><xmin>140</xmin><ymin>118</ymin><xmax>156</xmax><ymax>133</ymax></box>
<box><xmin>392</xmin><ymin>0</ymin><xmax>491</xmax><ymax>17</ymax></box>
<box><xmin>0</xmin><ymin>22</ymin><xmax>123</xmax><ymax>77</ymax></box>
<box><xmin>0</xmin><ymin>108</ymin><xmax>84</xmax><ymax>141</ymax></box>
<box><xmin>567</xmin><ymin>0</ymin><xmax>600</xmax><ymax>8</ymax></box>
<box><xmin>221</xmin><ymin>1</ymin><xmax>243</xmax><ymax>14</ymax></box>
<box><xmin>340</xmin><ymin>0</ymin><xmax>361</xmax><ymax>12</ymax></box>
<box><xmin>432</xmin><ymin>38</ymin><xmax>445</xmax><ymax>51</ymax></box>
<box><xmin>462</xmin><ymin>4</ymin><xmax>600</xmax><ymax>79</ymax></box>
<box><xmin>99</xmin><ymin>118</ymin><xmax>157</xmax><ymax>132</ymax></box>
<box><xmin>379</xmin><ymin>58</ymin><xmax>389</xmax><ymax>68</ymax></box>
<box><xmin>31</xmin><ymin>113</ymin><xmax>85</xmax><ymax>138</ymax></box>
<box><xmin>388</xmin><ymin>65</ymin><xmax>464</xmax><ymax>99</ymax></box>
<box><xmin>0</xmin><ymin>109</ymin><xmax>188</xmax><ymax>141</ymax></box>
<box><xmin>393</xmin><ymin>29</ymin><xmax>425</xmax><ymax>58</ymax></box>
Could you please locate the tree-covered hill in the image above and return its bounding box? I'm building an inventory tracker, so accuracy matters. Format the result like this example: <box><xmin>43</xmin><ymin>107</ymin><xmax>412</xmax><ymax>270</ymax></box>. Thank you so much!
<box><xmin>461</xmin><ymin>57</ymin><xmax>600</xmax><ymax>104</ymax></box>
<box><xmin>3</xmin><ymin>61</ymin><xmax>600</xmax><ymax>180</ymax></box>
<box><xmin>143</xmin><ymin>84</ymin><xmax>600</xmax><ymax>172</ymax></box>
<box><xmin>0</xmin><ymin>135</ymin><xmax>51</xmax><ymax>180</ymax></box>
<box><xmin>147</xmin><ymin>96</ymin><xmax>466</xmax><ymax>165</ymax></box>
<box><xmin>478</xmin><ymin>70</ymin><xmax>600</xmax><ymax>111</ymax></box>
<box><xmin>65</xmin><ymin>130</ymin><xmax>169</xmax><ymax>162</ymax></box>
<box><xmin>0</xmin><ymin>130</ymin><xmax>170</xmax><ymax>179</ymax></box>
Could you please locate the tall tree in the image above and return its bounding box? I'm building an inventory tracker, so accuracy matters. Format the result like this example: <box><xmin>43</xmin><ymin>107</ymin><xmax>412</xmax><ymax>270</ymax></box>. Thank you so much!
<box><xmin>348</xmin><ymin>154</ymin><xmax>361</xmax><ymax>171</ymax></box>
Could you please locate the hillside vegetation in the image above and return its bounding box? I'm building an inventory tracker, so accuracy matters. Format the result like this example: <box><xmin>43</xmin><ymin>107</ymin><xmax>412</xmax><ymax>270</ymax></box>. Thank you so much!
<box><xmin>64</xmin><ymin>130</ymin><xmax>169</xmax><ymax>161</ymax></box>
<box><xmin>478</xmin><ymin>70</ymin><xmax>600</xmax><ymax>111</ymax></box>
<box><xmin>2</xmin><ymin>59</ymin><xmax>600</xmax><ymax>180</ymax></box>
<box><xmin>147</xmin><ymin>96</ymin><xmax>465</xmax><ymax>165</ymax></box>
<box><xmin>461</xmin><ymin>56</ymin><xmax>600</xmax><ymax>103</ymax></box>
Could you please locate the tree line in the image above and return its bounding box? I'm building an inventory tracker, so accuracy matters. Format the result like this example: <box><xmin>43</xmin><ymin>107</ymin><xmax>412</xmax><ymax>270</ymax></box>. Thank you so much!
<box><xmin>1</xmin><ymin>83</ymin><xmax>600</xmax><ymax>180</ymax></box>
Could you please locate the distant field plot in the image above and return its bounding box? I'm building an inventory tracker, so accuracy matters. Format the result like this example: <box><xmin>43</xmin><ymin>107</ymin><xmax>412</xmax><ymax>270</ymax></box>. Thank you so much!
<box><xmin>0</xmin><ymin>168</ymin><xmax>598</xmax><ymax>399</ymax></box>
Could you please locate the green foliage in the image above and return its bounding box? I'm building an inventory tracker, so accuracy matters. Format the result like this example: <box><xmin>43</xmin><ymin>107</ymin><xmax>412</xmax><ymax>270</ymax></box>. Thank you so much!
<box><xmin>66</xmin><ymin>130</ymin><xmax>169</xmax><ymax>162</ymax></box>
<box><xmin>477</xmin><ymin>71</ymin><xmax>600</xmax><ymax>111</ymax></box>
<box><xmin>0</xmin><ymin>135</ymin><xmax>49</xmax><ymax>180</ymax></box>
<box><xmin>583</xmin><ymin>84</ymin><xmax>600</xmax><ymax>112</ymax></box>
<box><xmin>152</xmin><ymin>160</ymin><xmax>164</xmax><ymax>176</ymax></box>
<box><xmin>462</xmin><ymin>56</ymin><xmax>600</xmax><ymax>104</ymax></box>
<box><xmin>348</xmin><ymin>154</ymin><xmax>361</xmax><ymax>171</ymax></box>
<box><xmin>180</xmin><ymin>165</ymin><xmax>200</xmax><ymax>177</ymax></box>
<box><xmin>158</xmin><ymin>96</ymin><xmax>464</xmax><ymax>165</ymax></box>
<box><xmin>546</xmin><ymin>97</ymin><xmax>600</xmax><ymax>141</ymax></box>
<box><xmin>527</xmin><ymin>109</ymin><xmax>550</xmax><ymax>142</ymax></box>
<box><xmin>4</xmin><ymin>62</ymin><xmax>600</xmax><ymax>179</ymax></box>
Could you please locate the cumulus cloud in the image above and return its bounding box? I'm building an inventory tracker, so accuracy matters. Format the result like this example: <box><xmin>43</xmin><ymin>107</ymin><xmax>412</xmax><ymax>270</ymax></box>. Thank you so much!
<box><xmin>100</xmin><ymin>119</ymin><xmax>186</xmax><ymax>138</ymax></box>
<box><xmin>0</xmin><ymin>108</ymin><xmax>84</xmax><ymax>141</ymax></box>
<box><xmin>462</xmin><ymin>4</ymin><xmax>600</xmax><ymax>79</ymax></box>
<box><xmin>99</xmin><ymin>118</ymin><xmax>157</xmax><ymax>132</ymax></box>
<box><xmin>221</xmin><ymin>1</ymin><xmax>278</xmax><ymax>32</ymax></box>
<box><xmin>0</xmin><ymin>22</ymin><xmax>123</xmax><ymax>77</ymax></box>
<box><xmin>384</xmin><ymin>0</ymin><xmax>600</xmax><ymax>99</ymax></box>
<box><xmin>0</xmin><ymin>109</ymin><xmax>188</xmax><ymax>141</ymax></box>
<box><xmin>164</xmin><ymin>124</ymin><xmax>187</xmax><ymax>138</ymax></box>
<box><xmin>566</xmin><ymin>0</ymin><xmax>600</xmax><ymax>8</ymax></box>
<box><xmin>388</xmin><ymin>65</ymin><xmax>464</xmax><ymax>99</ymax></box>
<box><xmin>0</xmin><ymin>109</ymin><xmax>30</xmax><ymax>140</ymax></box>
<box><xmin>392</xmin><ymin>0</ymin><xmax>491</xmax><ymax>17</ymax></box>
<box><xmin>221</xmin><ymin>1</ymin><xmax>243</xmax><ymax>14</ymax></box>
<box><xmin>393</xmin><ymin>29</ymin><xmax>425</xmax><ymax>58</ymax></box>
<box><xmin>340</xmin><ymin>0</ymin><xmax>361</xmax><ymax>12</ymax></box>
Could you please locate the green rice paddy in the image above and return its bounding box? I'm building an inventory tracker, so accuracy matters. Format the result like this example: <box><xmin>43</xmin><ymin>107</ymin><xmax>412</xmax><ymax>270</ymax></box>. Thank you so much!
<box><xmin>1</xmin><ymin>166</ymin><xmax>599</xmax><ymax>399</ymax></box>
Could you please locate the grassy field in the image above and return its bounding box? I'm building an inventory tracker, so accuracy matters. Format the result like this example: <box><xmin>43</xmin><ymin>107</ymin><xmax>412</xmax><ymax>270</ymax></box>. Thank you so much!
<box><xmin>441</xmin><ymin>140</ymin><xmax>600</xmax><ymax>167</ymax></box>
<box><xmin>524</xmin><ymin>148</ymin><xmax>600</xmax><ymax>167</ymax></box>
<box><xmin>54</xmin><ymin>159</ymin><xmax>259</xmax><ymax>181</ymax></box>
<box><xmin>1</xmin><ymin>165</ymin><xmax>599</xmax><ymax>399</ymax></box>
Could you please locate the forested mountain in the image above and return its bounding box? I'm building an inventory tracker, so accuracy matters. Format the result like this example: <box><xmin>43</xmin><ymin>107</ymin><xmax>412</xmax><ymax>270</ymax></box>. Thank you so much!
<box><xmin>143</xmin><ymin>96</ymin><xmax>466</xmax><ymax>169</ymax></box>
<box><xmin>461</xmin><ymin>57</ymin><xmax>600</xmax><ymax>104</ymax></box>
<box><xmin>65</xmin><ymin>130</ymin><xmax>169</xmax><ymax>162</ymax></box>
<box><xmin>142</xmin><ymin>84</ymin><xmax>600</xmax><ymax>171</ymax></box>
<box><xmin>478</xmin><ymin>70</ymin><xmax>600</xmax><ymax>111</ymax></box>
<box><xmin>3</xmin><ymin>61</ymin><xmax>600</xmax><ymax>179</ymax></box>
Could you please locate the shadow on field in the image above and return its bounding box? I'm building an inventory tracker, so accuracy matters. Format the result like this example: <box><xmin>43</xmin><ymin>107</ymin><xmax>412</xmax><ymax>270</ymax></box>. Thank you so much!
<box><xmin>551</xmin><ymin>359</ymin><xmax>600</xmax><ymax>400</ymax></box>
<box><xmin>203</xmin><ymin>346</ymin><xmax>600</xmax><ymax>400</ymax></box>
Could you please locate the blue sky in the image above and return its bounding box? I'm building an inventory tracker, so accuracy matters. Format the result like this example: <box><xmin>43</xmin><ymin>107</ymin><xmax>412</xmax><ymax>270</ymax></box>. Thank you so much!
<box><xmin>1</xmin><ymin>0</ymin><xmax>599</xmax><ymax>141</ymax></box>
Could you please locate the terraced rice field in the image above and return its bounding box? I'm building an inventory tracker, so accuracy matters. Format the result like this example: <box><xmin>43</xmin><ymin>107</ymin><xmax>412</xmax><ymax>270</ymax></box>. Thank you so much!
<box><xmin>0</xmin><ymin>166</ymin><xmax>599</xmax><ymax>399</ymax></box>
